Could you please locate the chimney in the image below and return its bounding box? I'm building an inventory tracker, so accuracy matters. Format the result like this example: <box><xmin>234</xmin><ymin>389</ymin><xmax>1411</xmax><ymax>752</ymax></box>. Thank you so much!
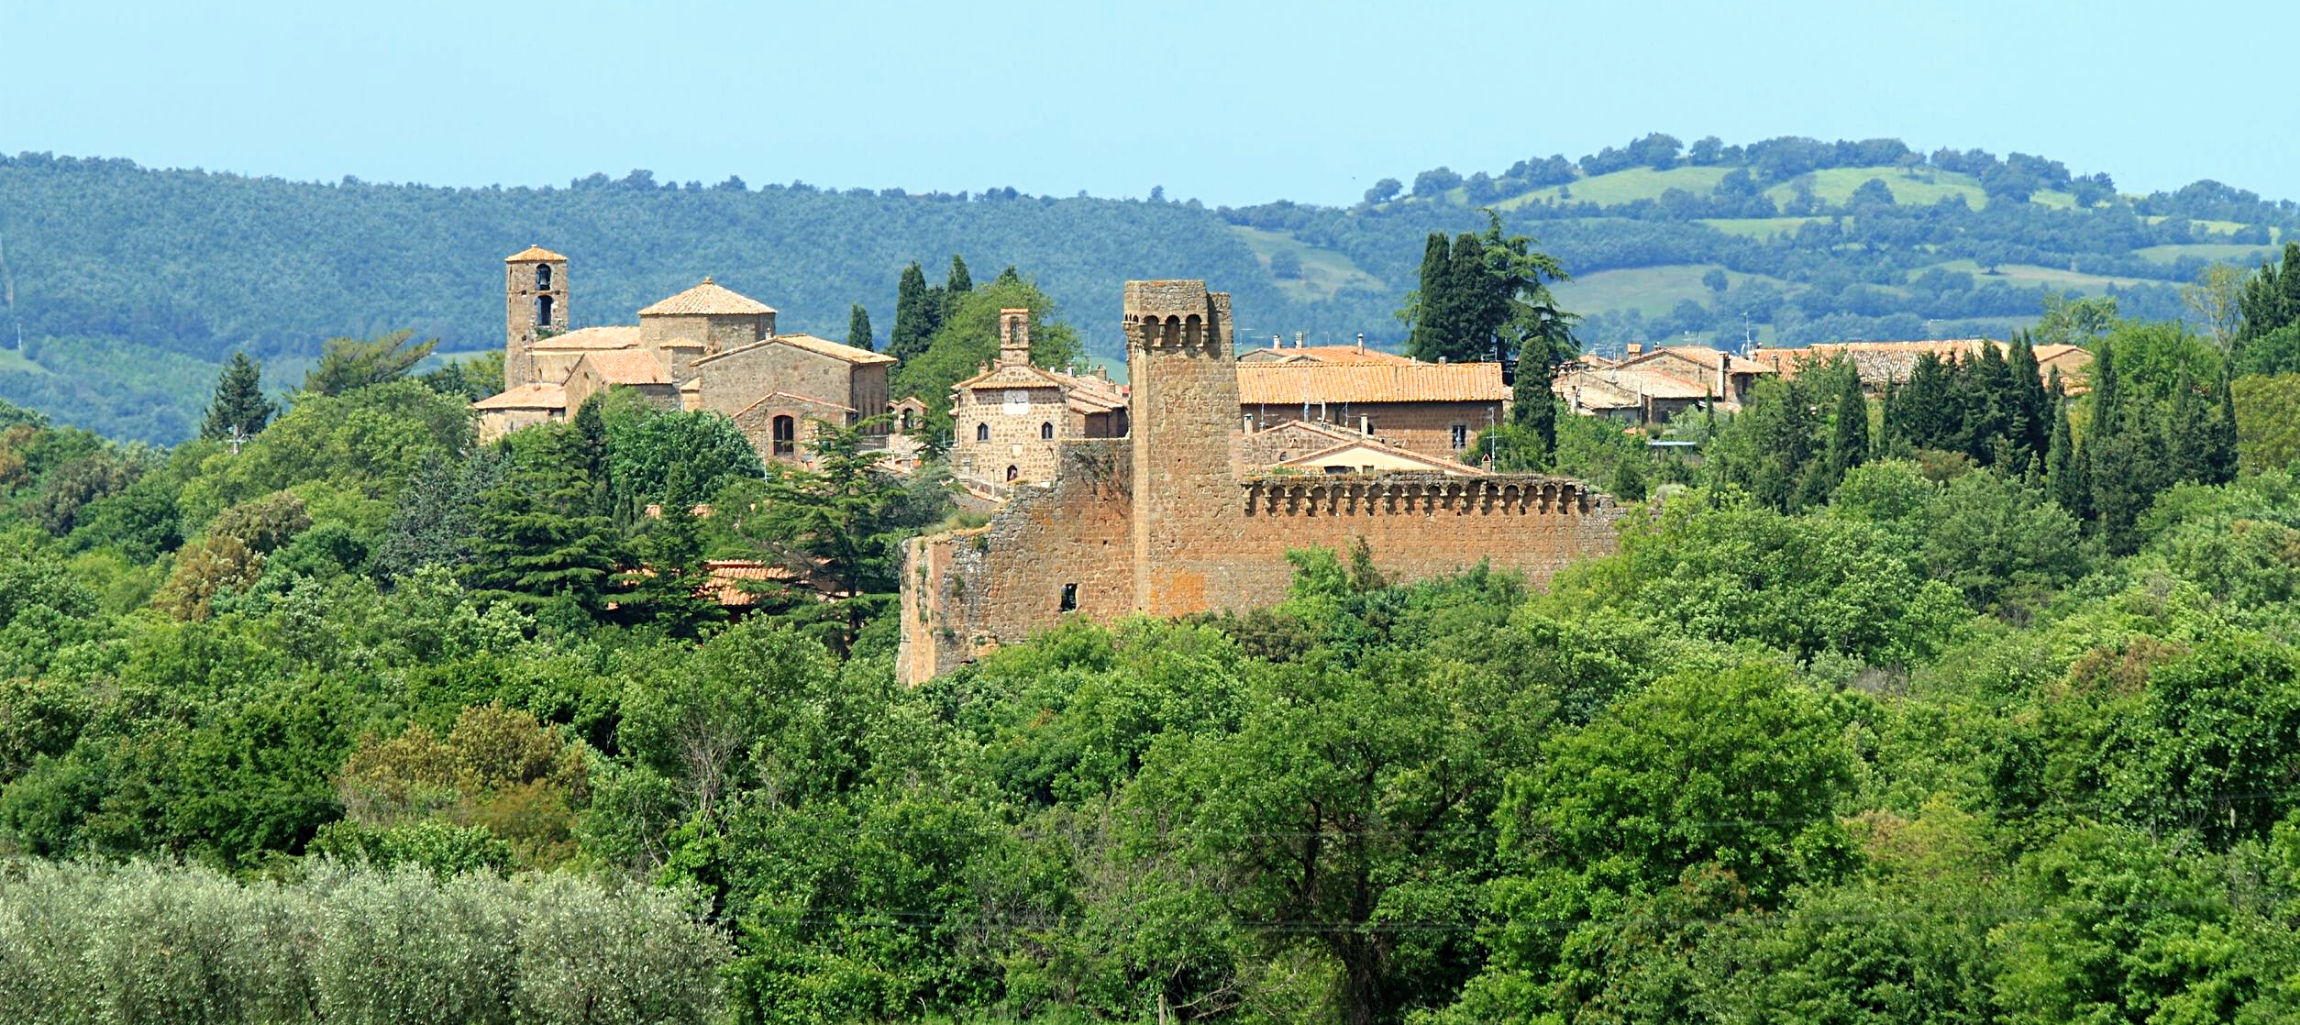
<box><xmin>1294</xmin><ymin>331</ymin><xmax>1305</xmax><ymax>349</ymax></box>
<box><xmin>1717</xmin><ymin>350</ymin><xmax>1730</xmax><ymax>399</ymax></box>
<box><xmin>1271</xmin><ymin>333</ymin><xmax>1282</xmax><ymax>350</ymax></box>
<box><xmin>1355</xmin><ymin>333</ymin><xmax>1365</xmax><ymax>353</ymax></box>
<box><xmin>1626</xmin><ymin>342</ymin><xmax>1644</xmax><ymax>357</ymax></box>
<box><xmin>997</xmin><ymin>308</ymin><xmax>1031</xmax><ymax>368</ymax></box>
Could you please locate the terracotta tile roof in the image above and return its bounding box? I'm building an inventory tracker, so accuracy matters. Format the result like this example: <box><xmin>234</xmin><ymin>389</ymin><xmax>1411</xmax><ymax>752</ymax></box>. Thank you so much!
<box><xmin>533</xmin><ymin>325</ymin><xmax>641</xmax><ymax>350</ymax></box>
<box><xmin>770</xmin><ymin>333</ymin><xmax>897</xmax><ymax>366</ymax></box>
<box><xmin>1236</xmin><ymin>363</ymin><xmax>1509</xmax><ymax>406</ymax></box>
<box><xmin>638</xmin><ymin>278</ymin><xmax>777</xmax><ymax>316</ymax></box>
<box><xmin>1240</xmin><ymin>345</ymin><xmax>1420</xmax><ymax>366</ymax></box>
<box><xmin>505</xmin><ymin>245</ymin><xmax>567</xmax><ymax>263</ymax></box>
<box><xmin>577</xmin><ymin>350</ymin><xmax>672</xmax><ymax>385</ymax></box>
<box><xmin>1058</xmin><ymin>372</ymin><xmax>1128</xmax><ymax>414</ymax></box>
<box><xmin>472</xmin><ymin>382</ymin><xmax>567</xmax><ymax>411</ymax></box>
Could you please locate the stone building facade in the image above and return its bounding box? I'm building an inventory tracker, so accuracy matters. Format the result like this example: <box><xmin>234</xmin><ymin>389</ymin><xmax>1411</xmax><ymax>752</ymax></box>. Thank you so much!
<box><xmin>898</xmin><ymin>280</ymin><xmax>1623</xmax><ymax>684</ymax></box>
<box><xmin>476</xmin><ymin>247</ymin><xmax>892</xmax><ymax>465</ymax></box>
<box><xmin>504</xmin><ymin>246</ymin><xmax>571</xmax><ymax>390</ymax></box>
<box><xmin>1236</xmin><ymin>362</ymin><xmax>1508</xmax><ymax>460</ymax></box>
<box><xmin>948</xmin><ymin>308</ymin><xmax>1128</xmax><ymax>489</ymax></box>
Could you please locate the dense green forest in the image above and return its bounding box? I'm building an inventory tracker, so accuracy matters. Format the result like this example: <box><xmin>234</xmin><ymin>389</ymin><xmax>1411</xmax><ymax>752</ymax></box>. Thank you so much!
<box><xmin>9</xmin><ymin>237</ymin><xmax>2300</xmax><ymax>1022</ymax></box>
<box><xmin>2</xmin><ymin>134</ymin><xmax>2293</xmax><ymax>441</ymax></box>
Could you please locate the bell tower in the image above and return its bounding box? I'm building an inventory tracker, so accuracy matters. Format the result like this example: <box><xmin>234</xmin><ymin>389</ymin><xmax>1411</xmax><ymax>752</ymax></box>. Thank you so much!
<box><xmin>1124</xmin><ymin>280</ymin><xmax>1238</xmax><ymax>617</ymax></box>
<box><xmin>504</xmin><ymin>245</ymin><xmax>570</xmax><ymax>389</ymax></box>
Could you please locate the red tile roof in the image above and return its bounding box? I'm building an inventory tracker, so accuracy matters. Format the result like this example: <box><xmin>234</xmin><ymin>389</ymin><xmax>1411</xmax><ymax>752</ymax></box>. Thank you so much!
<box><xmin>472</xmin><ymin>382</ymin><xmax>567</xmax><ymax>411</ymax></box>
<box><xmin>533</xmin><ymin>325</ymin><xmax>641</xmax><ymax>350</ymax></box>
<box><xmin>1236</xmin><ymin>362</ymin><xmax>1509</xmax><ymax>406</ymax></box>
<box><xmin>577</xmin><ymin>350</ymin><xmax>672</xmax><ymax>385</ymax></box>
<box><xmin>638</xmin><ymin>278</ymin><xmax>777</xmax><ymax>316</ymax></box>
<box><xmin>504</xmin><ymin>245</ymin><xmax>567</xmax><ymax>263</ymax></box>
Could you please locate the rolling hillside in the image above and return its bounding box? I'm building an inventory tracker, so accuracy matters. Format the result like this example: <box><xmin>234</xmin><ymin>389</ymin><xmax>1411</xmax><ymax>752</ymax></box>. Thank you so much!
<box><xmin>1</xmin><ymin>135</ymin><xmax>2292</xmax><ymax>441</ymax></box>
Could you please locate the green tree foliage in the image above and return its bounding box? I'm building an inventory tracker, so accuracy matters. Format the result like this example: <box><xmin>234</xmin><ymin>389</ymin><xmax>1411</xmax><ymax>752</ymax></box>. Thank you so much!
<box><xmin>198</xmin><ymin>351</ymin><xmax>276</xmax><ymax>442</ymax></box>
<box><xmin>0</xmin><ymin>860</ymin><xmax>729</xmax><ymax>1025</ymax></box>
<box><xmin>889</xmin><ymin>273</ymin><xmax>1082</xmax><ymax>437</ymax></box>
<box><xmin>887</xmin><ymin>261</ymin><xmax>937</xmax><ymax>362</ymax></box>
<box><xmin>845</xmin><ymin>302</ymin><xmax>872</xmax><ymax>352</ymax></box>
<box><xmin>466</xmin><ymin>422</ymin><xmax>624</xmax><ymax>616</ymax></box>
<box><xmin>303</xmin><ymin>329</ymin><xmax>440</xmax><ymax>397</ymax></box>
<box><xmin>1400</xmin><ymin>213</ymin><xmax>1574</xmax><ymax>368</ymax></box>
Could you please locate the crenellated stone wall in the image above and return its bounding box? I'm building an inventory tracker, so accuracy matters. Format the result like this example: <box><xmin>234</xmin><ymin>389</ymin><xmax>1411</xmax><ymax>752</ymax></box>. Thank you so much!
<box><xmin>894</xmin><ymin>279</ymin><xmax>1625</xmax><ymax>686</ymax></box>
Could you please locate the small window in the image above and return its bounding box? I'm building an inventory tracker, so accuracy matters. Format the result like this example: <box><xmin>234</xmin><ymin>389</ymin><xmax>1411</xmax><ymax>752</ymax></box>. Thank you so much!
<box><xmin>900</xmin><ymin>408</ymin><xmax>914</xmax><ymax>432</ymax></box>
<box><xmin>1059</xmin><ymin>583</ymin><xmax>1078</xmax><ymax>612</ymax></box>
<box><xmin>1005</xmin><ymin>465</ymin><xmax>1020</xmax><ymax>482</ymax></box>
<box><xmin>536</xmin><ymin>294</ymin><xmax>554</xmax><ymax>328</ymax></box>
<box><xmin>772</xmin><ymin>415</ymin><xmax>796</xmax><ymax>457</ymax></box>
<box><xmin>1358</xmin><ymin>415</ymin><xmax>1372</xmax><ymax>435</ymax></box>
<box><xmin>1450</xmin><ymin>424</ymin><xmax>1469</xmax><ymax>450</ymax></box>
<box><xmin>976</xmin><ymin>422</ymin><xmax>990</xmax><ymax>442</ymax></box>
<box><xmin>536</xmin><ymin>263</ymin><xmax>552</xmax><ymax>290</ymax></box>
<box><xmin>1040</xmin><ymin>421</ymin><xmax>1054</xmax><ymax>441</ymax></box>
<box><xmin>1324</xmin><ymin>465</ymin><xmax>1351</xmax><ymax>475</ymax></box>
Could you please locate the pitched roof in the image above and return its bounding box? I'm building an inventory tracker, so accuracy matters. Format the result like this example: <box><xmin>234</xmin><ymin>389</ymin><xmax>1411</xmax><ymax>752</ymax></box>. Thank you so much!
<box><xmin>472</xmin><ymin>382</ymin><xmax>567</xmax><ymax>411</ymax></box>
<box><xmin>533</xmin><ymin>325</ymin><xmax>641</xmax><ymax>350</ymax></box>
<box><xmin>1058</xmin><ymin>372</ymin><xmax>1128</xmax><ymax>414</ymax></box>
<box><xmin>638</xmin><ymin>278</ymin><xmax>777</xmax><ymax>316</ymax></box>
<box><xmin>504</xmin><ymin>245</ymin><xmax>567</xmax><ymax>263</ymax></box>
<box><xmin>1236</xmin><ymin>362</ymin><xmax>1509</xmax><ymax>406</ymax></box>
<box><xmin>1240</xmin><ymin>344</ymin><xmax>1420</xmax><ymax>366</ymax></box>
<box><xmin>732</xmin><ymin>390</ymin><xmax>856</xmax><ymax>418</ymax></box>
<box><xmin>1562</xmin><ymin>366</ymin><xmax>1715</xmax><ymax>402</ymax></box>
<box><xmin>770</xmin><ymin>333</ymin><xmax>897</xmax><ymax>365</ymax></box>
<box><xmin>576</xmin><ymin>349</ymin><xmax>671</xmax><ymax>385</ymax></box>
<box><xmin>1277</xmin><ymin>436</ymin><xmax>1490</xmax><ymax>476</ymax></box>
<box><xmin>1627</xmin><ymin>346</ymin><xmax>1778</xmax><ymax>375</ymax></box>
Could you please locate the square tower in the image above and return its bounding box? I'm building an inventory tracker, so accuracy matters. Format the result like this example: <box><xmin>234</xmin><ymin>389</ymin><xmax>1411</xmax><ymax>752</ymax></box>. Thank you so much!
<box><xmin>1124</xmin><ymin>280</ymin><xmax>1238</xmax><ymax>616</ymax></box>
<box><xmin>505</xmin><ymin>245</ymin><xmax>570</xmax><ymax>389</ymax></box>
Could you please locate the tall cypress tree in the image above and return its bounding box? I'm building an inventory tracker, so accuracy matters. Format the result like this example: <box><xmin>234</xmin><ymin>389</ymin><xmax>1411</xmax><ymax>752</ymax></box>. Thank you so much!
<box><xmin>1900</xmin><ymin>354</ymin><xmax>1952</xmax><ymax>450</ymax></box>
<box><xmin>1444</xmin><ymin>231</ymin><xmax>1496</xmax><ymax>362</ymax></box>
<box><xmin>2007</xmin><ymin>335</ymin><xmax>2049</xmax><ymax>462</ymax></box>
<box><xmin>1406</xmin><ymin>233</ymin><xmax>1453</xmax><ymax>361</ymax></box>
<box><xmin>200</xmin><ymin>352</ymin><xmax>277</xmax><ymax>442</ymax></box>
<box><xmin>1824</xmin><ymin>359</ymin><xmax>1869</xmax><ymax>486</ymax></box>
<box><xmin>889</xmin><ymin>262</ymin><xmax>933</xmax><ymax>362</ymax></box>
<box><xmin>2163</xmin><ymin>370</ymin><xmax>2211</xmax><ymax>484</ymax></box>
<box><xmin>2045</xmin><ymin>385</ymin><xmax>2086</xmax><ymax>516</ymax></box>
<box><xmin>947</xmin><ymin>255</ymin><xmax>973</xmax><ymax>296</ymax></box>
<box><xmin>2209</xmin><ymin>367</ymin><xmax>2241</xmax><ymax>483</ymax></box>
<box><xmin>847</xmin><ymin>304</ymin><xmax>874</xmax><ymax>352</ymax></box>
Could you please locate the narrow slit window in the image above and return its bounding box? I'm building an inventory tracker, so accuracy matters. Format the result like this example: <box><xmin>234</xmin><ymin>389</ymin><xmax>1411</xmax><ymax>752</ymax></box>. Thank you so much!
<box><xmin>1040</xmin><ymin>421</ymin><xmax>1054</xmax><ymax>440</ymax></box>
<box><xmin>976</xmin><ymin>422</ymin><xmax>990</xmax><ymax>442</ymax></box>
<box><xmin>1059</xmin><ymin>583</ymin><xmax>1078</xmax><ymax>612</ymax></box>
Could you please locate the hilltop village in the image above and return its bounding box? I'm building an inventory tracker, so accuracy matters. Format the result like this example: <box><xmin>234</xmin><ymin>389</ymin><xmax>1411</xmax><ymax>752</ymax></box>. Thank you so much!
<box><xmin>472</xmin><ymin>247</ymin><xmax>2096</xmax><ymax>681</ymax></box>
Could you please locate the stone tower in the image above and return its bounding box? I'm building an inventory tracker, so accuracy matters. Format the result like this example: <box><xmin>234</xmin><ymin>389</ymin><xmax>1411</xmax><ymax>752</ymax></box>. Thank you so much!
<box><xmin>1124</xmin><ymin>280</ymin><xmax>1238</xmax><ymax>616</ymax></box>
<box><xmin>504</xmin><ymin>245</ymin><xmax>570</xmax><ymax>389</ymax></box>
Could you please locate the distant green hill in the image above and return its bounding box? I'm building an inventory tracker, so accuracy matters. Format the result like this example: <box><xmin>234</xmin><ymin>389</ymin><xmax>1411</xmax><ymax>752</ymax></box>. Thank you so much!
<box><xmin>1</xmin><ymin>135</ymin><xmax>2292</xmax><ymax>442</ymax></box>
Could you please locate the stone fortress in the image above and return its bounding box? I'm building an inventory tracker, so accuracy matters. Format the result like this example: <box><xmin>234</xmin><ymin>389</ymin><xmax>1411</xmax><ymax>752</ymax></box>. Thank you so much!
<box><xmin>898</xmin><ymin>280</ymin><xmax>1624</xmax><ymax>684</ymax></box>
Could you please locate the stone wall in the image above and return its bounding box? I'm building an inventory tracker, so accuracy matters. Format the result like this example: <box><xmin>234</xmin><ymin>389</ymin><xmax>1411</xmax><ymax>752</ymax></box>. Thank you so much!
<box><xmin>900</xmin><ymin>440</ymin><xmax>1135</xmax><ymax>684</ymax></box>
<box><xmin>642</xmin><ymin>313</ymin><xmax>770</xmax><ymax>355</ymax></box>
<box><xmin>953</xmin><ymin>382</ymin><xmax>1070</xmax><ymax>485</ymax></box>
<box><xmin>504</xmin><ymin>257</ymin><xmax>569</xmax><ymax>389</ymax></box>
<box><xmin>696</xmin><ymin>342</ymin><xmax>855</xmax><ymax>421</ymax></box>
<box><xmin>1242</xmin><ymin>400</ymin><xmax>1498</xmax><ymax>460</ymax></box>
<box><xmin>1126</xmin><ymin>281</ymin><xmax>1240</xmax><ymax>618</ymax></box>
<box><xmin>896</xmin><ymin>450</ymin><xmax>1622</xmax><ymax>684</ymax></box>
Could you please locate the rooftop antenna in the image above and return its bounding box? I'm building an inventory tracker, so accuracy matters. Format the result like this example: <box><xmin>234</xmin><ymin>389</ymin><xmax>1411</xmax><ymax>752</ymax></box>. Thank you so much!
<box><xmin>1741</xmin><ymin>311</ymin><xmax>1753</xmax><ymax>354</ymax></box>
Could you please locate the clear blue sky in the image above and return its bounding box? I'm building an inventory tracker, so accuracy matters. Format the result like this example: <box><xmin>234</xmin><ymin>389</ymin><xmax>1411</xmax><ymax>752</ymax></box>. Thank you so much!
<box><xmin>3</xmin><ymin>0</ymin><xmax>2292</xmax><ymax>207</ymax></box>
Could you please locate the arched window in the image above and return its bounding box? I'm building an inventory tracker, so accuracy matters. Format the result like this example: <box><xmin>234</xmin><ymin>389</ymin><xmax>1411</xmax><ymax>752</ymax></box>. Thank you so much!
<box><xmin>536</xmin><ymin>263</ymin><xmax>552</xmax><ymax>290</ymax></box>
<box><xmin>1039</xmin><ymin>421</ymin><xmax>1054</xmax><ymax>440</ymax></box>
<box><xmin>900</xmin><ymin>408</ymin><xmax>914</xmax><ymax>432</ymax></box>
<box><xmin>1005</xmin><ymin>465</ymin><xmax>1019</xmax><ymax>482</ymax></box>
<box><xmin>536</xmin><ymin>294</ymin><xmax>554</xmax><ymax>328</ymax></box>
<box><xmin>976</xmin><ymin>422</ymin><xmax>990</xmax><ymax>442</ymax></box>
<box><xmin>771</xmin><ymin>415</ymin><xmax>796</xmax><ymax>457</ymax></box>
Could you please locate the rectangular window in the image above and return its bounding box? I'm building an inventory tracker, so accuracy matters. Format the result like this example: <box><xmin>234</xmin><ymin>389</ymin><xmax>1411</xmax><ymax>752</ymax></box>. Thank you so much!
<box><xmin>1059</xmin><ymin>583</ymin><xmax>1078</xmax><ymax>612</ymax></box>
<box><xmin>1451</xmin><ymin>424</ymin><xmax>1469</xmax><ymax>450</ymax></box>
